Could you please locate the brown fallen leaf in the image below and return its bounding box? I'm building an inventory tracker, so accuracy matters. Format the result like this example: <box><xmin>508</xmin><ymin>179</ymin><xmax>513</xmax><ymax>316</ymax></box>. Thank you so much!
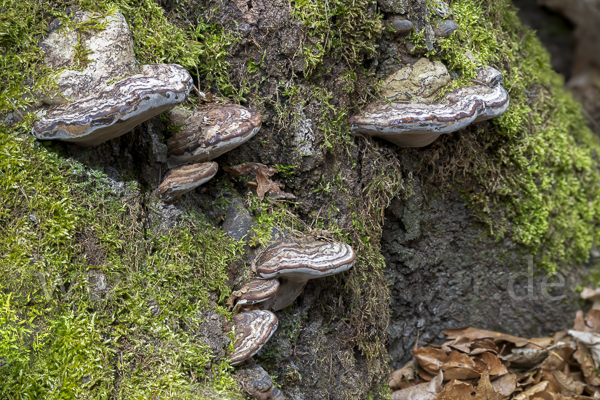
<box><xmin>513</xmin><ymin>381</ymin><xmax>549</xmax><ymax>400</ymax></box>
<box><xmin>435</xmin><ymin>380</ymin><xmax>475</xmax><ymax>400</ymax></box>
<box><xmin>541</xmin><ymin>368</ymin><xmax>563</xmax><ymax>394</ymax></box>
<box><xmin>391</xmin><ymin>371</ymin><xmax>443</xmax><ymax>400</ymax></box>
<box><xmin>475</xmin><ymin>352</ymin><xmax>508</xmax><ymax>376</ymax></box>
<box><xmin>413</xmin><ymin>346</ymin><xmax>448</xmax><ymax>375</ymax></box>
<box><xmin>581</xmin><ymin>357</ymin><xmax>600</xmax><ymax>386</ymax></box>
<box><xmin>502</xmin><ymin>348</ymin><xmax>549</xmax><ymax>368</ymax></box>
<box><xmin>471</xmin><ymin>339</ymin><xmax>500</xmax><ymax>354</ymax></box>
<box><xmin>437</xmin><ymin>371</ymin><xmax>504</xmax><ymax>400</ymax></box>
<box><xmin>389</xmin><ymin>359</ymin><xmax>419</xmax><ymax>391</ymax></box>
<box><xmin>585</xmin><ymin>310</ymin><xmax>600</xmax><ymax>334</ymax></box>
<box><xmin>491</xmin><ymin>373</ymin><xmax>517</xmax><ymax>396</ymax></box>
<box><xmin>418</xmin><ymin>366</ymin><xmax>434</xmax><ymax>382</ymax></box>
<box><xmin>574</xmin><ymin>311</ymin><xmax>587</xmax><ymax>331</ymax></box>
<box><xmin>442</xmin><ymin>351</ymin><xmax>480</xmax><ymax>380</ymax></box>
<box><xmin>581</xmin><ymin>287</ymin><xmax>600</xmax><ymax>310</ymax></box>
<box><xmin>540</xmin><ymin>339</ymin><xmax>575</xmax><ymax>371</ymax></box>
<box><xmin>443</xmin><ymin>327</ymin><xmax>530</xmax><ymax>347</ymax></box>
<box><xmin>223</xmin><ymin>163</ymin><xmax>295</xmax><ymax>200</ymax></box>
<box><xmin>525</xmin><ymin>337</ymin><xmax>554</xmax><ymax>350</ymax></box>
<box><xmin>553</xmin><ymin>370</ymin><xmax>585</xmax><ymax>397</ymax></box>
<box><xmin>444</xmin><ymin>336</ymin><xmax>472</xmax><ymax>354</ymax></box>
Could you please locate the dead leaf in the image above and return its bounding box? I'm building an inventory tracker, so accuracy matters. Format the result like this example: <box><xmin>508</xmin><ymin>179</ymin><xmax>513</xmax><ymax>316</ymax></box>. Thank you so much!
<box><xmin>502</xmin><ymin>348</ymin><xmax>548</xmax><ymax>368</ymax></box>
<box><xmin>540</xmin><ymin>340</ymin><xmax>575</xmax><ymax>371</ymax></box>
<box><xmin>442</xmin><ymin>351</ymin><xmax>480</xmax><ymax>380</ymax></box>
<box><xmin>568</xmin><ymin>331</ymin><xmax>600</xmax><ymax>367</ymax></box>
<box><xmin>574</xmin><ymin>311</ymin><xmax>586</xmax><ymax>331</ymax></box>
<box><xmin>514</xmin><ymin>381</ymin><xmax>549</xmax><ymax>400</ymax></box>
<box><xmin>491</xmin><ymin>373</ymin><xmax>517</xmax><ymax>396</ymax></box>
<box><xmin>417</xmin><ymin>367</ymin><xmax>434</xmax><ymax>382</ymax></box>
<box><xmin>443</xmin><ymin>327</ymin><xmax>530</xmax><ymax>347</ymax></box>
<box><xmin>413</xmin><ymin>347</ymin><xmax>448</xmax><ymax>375</ymax></box>
<box><xmin>581</xmin><ymin>287</ymin><xmax>600</xmax><ymax>310</ymax></box>
<box><xmin>525</xmin><ymin>337</ymin><xmax>554</xmax><ymax>350</ymax></box>
<box><xmin>586</xmin><ymin>310</ymin><xmax>600</xmax><ymax>334</ymax></box>
<box><xmin>437</xmin><ymin>371</ymin><xmax>504</xmax><ymax>400</ymax></box>
<box><xmin>389</xmin><ymin>359</ymin><xmax>419</xmax><ymax>391</ymax></box>
<box><xmin>223</xmin><ymin>163</ymin><xmax>295</xmax><ymax>200</ymax></box>
<box><xmin>435</xmin><ymin>380</ymin><xmax>476</xmax><ymax>400</ymax></box>
<box><xmin>391</xmin><ymin>371</ymin><xmax>443</xmax><ymax>400</ymax></box>
<box><xmin>471</xmin><ymin>339</ymin><xmax>500</xmax><ymax>354</ymax></box>
<box><xmin>553</xmin><ymin>370</ymin><xmax>585</xmax><ymax>397</ymax></box>
<box><xmin>475</xmin><ymin>352</ymin><xmax>508</xmax><ymax>376</ymax></box>
<box><xmin>444</xmin><ymin>336</ymin><xmax>472</xmax><ymax>354</ymax></box>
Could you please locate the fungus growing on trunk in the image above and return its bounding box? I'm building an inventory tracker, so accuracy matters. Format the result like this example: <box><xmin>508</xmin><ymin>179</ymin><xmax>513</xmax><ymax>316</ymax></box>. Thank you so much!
<box><xmin>230</xmin><ymin>310</ymin><xmax>278</xmax><ymax>365</ymax></box>
<box><xmin>255</xmin><ymin>239</ymin><xmax>356</xmax><ymax>311</ymax></box>
<box><xmin>166</xmin><ymin>104</ymin><xmax>262</xmax><ymax>167</ymax></box>
<box><xmin>156</xmin><ymin>162</ymin><xmax>218</xmax><ymax>202</ymax></box>
<box><xmin>33</xmin><ymin>64</ymin><xmax>193</xmax><ymax>146</ymax></box>
<box><xmin>349</xmin><ymin>66</ymin><xmax>509</xmax><ymax>147</ymax></box>
<box><xmin>229</xmin><ymin>279</ymin><xmax>280</xmax><ymax>313</ymax></box>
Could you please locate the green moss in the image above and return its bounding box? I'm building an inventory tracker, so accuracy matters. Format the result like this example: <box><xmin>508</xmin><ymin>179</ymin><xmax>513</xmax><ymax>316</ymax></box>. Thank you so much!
<box><xmin>76</xmin><ymin>0</ymin><xmax>240</xmax><ymax>99</ymax></box>
<box><xmin>289</xmin><ymin>0</ymin><xmax>382</xmax><ymax>77</ymax></box>
<box><xmin>420</xmin><ymin>0</ymin><xmax>600</xmax><ymax>272</ymax></box>
<box><xmin>0</xmin><ymin>129</ymin><xmax>243</xmax><ymax>397</ymax></box>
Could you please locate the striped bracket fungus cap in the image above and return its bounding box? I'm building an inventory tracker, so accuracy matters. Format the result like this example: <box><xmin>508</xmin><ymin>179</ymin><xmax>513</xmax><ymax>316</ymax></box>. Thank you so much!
<box><xmin>33</xmin><ymin>64</ymin><xmax>193</xmax><ymax>146</ymax></box>
<box><xmin>256</xmin><ymin>239</ymin><xmax>356</xmax><ymax>281</ymax></box>
<box><xmin>230</xmin><ymin>310</ymin><xmax>278</xmax><ymax>365</ymax></box>
<box><xmin>255</xmin><ymin>239</ymin><xmax>356</xmax><ymax>311</ymax></box>
<box><xmin>156</xmin><ymin>162</ymin><xmax>218</xmax><ymax>202</ymax></box>
<box><xmin>234</xmin><ymin>279</ymin><xmax>280</xmax><ymax>308</ymax></box>
<box><xmin>167</xmin><ymin>104</ymin><xmax>261</xmax><ymax>167</ymax></box>
<box><xmin>349</xmin><ymin>65</ymin><xmax>509</xmax><ymax>148</ymax></box>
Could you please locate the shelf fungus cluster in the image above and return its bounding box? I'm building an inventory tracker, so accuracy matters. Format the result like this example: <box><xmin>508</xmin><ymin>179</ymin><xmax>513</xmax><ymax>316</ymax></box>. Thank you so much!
<box><xmin>225</xmin><ymin>238</ymin><xmax>356</xmax><ymax>366</ymax></box>
<box><xmin>254</xmin><ymin>239</ymin><xmax>357</xmax><ymax>311</ymax></box>
<box><xmin>349</xmin><ymin>58</ymin><xmax>510</xmax><ymax>147</ymax></box>
<box><xmin>154</xmin><ymin>103</ymin><xmax>262</xmax><ymax>201</ymax></box>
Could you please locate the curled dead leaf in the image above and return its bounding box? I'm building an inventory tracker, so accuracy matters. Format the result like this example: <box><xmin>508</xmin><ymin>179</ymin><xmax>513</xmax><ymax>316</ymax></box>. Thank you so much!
<box><xmin>437</xmin><ymin>371</ymin><xmax>504</xmax><ymax>400</ymax></box>
<box><xmin>513</xmin><ymin>381</ymin><xmax>548</xmax><ymax>400</ymax></box>
<box><xmin>389</xmin><ymin>359</ymin><xmax>419</xmax><ymax>391</ymax></box>
<box><xmin>223</xmin><ymin>162</ymin><xmax>295</xmax><ymax>200</ymax></box>
<box><xmin>475</xmin><ymin>352</ymin><xmax>508</xmax><ymax>376</ymax></box>
<box><xmin>443</xmin><ymin>327</ymin><xmax>530</xmax><ymax>347</ymax></box>
<box><xmin>413</xmin><ymin>346</ymin><xmax>448</xmax><ymax>375</ymax></box>
<box><xmin>491</xmin><ymin>373</ymin><xmax>517</xmax><ymax>397</ymax></box>
<box><xmin>391</xmin><ymin>371</ymin><xmax>443</xmax><ymax>400</ymax></box>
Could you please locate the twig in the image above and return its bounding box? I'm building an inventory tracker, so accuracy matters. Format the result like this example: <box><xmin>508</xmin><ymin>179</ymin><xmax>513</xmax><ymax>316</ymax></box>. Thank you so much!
<box><xmin>6</xmin><ymin>97</ymin><xmax>25</xmax><ymax>121</ymax></box>
<box><xmin>582</xmin><ymin>106</ymin><xmax>600</xmax><ymax>132</ymax></box>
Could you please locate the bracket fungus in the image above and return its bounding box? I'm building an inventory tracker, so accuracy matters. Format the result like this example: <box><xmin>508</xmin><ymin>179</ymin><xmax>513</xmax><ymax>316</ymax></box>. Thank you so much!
<box><xmin>230</xmin><ymin>310</ymin><xmax>278</xmax><ymax>365</ymax></box>
<box><xmin>255</xmin><ymin>239</ymin><xmax>356</xmax><ymax>311</ymax></box>
<box><xmin>156</xmin><ymin>161</ymin><xmax>218</xmax><ymax>202</ymax></box>
<box><xmin>33</xmin><ymin>64</ymin><xmax>193</xmax><ymax>146</ymax></box>
<box><xmin>166</xmin><ymin>104</ymin><xmax>262</xmax><ymax>167</ymax></box>
<box><xmin>230</xmin><ymin>279</ymin><xmax>280</xmax><ymax>313</ymax></box>
<box><xmin>349</xmin><ymin>61</ymin><xmax>510</xmax><ymax>147</ymax></box>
